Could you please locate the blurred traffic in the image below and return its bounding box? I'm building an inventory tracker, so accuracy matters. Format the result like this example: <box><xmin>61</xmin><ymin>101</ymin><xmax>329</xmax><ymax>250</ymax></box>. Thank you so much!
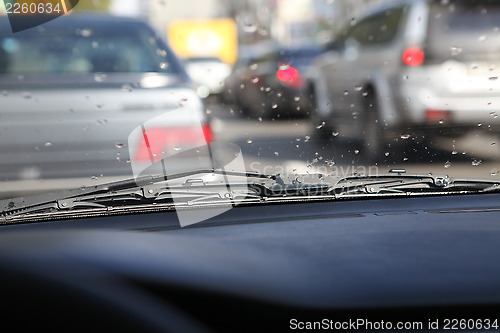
<box><xmin>1</xmin><ymin>0</ymin><xmax>500</xmax><ymax>198</ymax></box>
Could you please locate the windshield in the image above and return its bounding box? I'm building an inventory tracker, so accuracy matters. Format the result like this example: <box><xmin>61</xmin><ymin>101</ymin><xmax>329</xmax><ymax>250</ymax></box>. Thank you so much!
<box><xmin>0</xmin><ymin>0</ymin><xmax>499</xmax><ymax>206</ymax></box>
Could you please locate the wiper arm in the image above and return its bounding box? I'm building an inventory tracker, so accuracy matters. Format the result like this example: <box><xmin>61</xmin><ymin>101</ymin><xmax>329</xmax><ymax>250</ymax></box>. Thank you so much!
<box><xmin>332</xmin><ymin>173</ymin><xmax>500</xmax><ymax>196</ymax></box>
<box><xmin>1</xmin><ymin>169</ymin><xmax>275</xmax><ymax>219</ymax></box>
<box><xmin>2</xmin><ymin>169</ymin><xmax>499</xmax><ymax>222</ymax></box>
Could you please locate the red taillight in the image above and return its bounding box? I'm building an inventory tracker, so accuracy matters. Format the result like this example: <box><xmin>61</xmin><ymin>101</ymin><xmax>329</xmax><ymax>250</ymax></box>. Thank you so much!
<box><xmin>276</xmin><ymin>64</ymin><xmax>305</xmax><ymax>89</ymax></box>
<box><xmin>426</xmin><ymin>109</ymin><xmax>451</xmax><ymax>123</ymax></box>
<box><xmin>134</xmin><ymin>124</ymin><xmax>214</xmax><ymax>162</ymax></box>
<box><xmin>402</xmin><ymin>48</ymin><xmax>425</xmax><ymax>67</ymax></box>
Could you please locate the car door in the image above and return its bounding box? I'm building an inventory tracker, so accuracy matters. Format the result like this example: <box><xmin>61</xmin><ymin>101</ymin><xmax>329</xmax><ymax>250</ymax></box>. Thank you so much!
<box><xmin>325</xmin><ymin>7</ymin><xmax>407</xmax><ymax>137</ymax></box>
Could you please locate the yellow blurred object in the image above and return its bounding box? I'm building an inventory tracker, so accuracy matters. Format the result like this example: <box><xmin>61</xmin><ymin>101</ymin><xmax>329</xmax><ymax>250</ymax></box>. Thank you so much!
<box><xmin>168</xmin><ymin>18</ymin><xmax>238</xmax><ymax>65</ymax></box>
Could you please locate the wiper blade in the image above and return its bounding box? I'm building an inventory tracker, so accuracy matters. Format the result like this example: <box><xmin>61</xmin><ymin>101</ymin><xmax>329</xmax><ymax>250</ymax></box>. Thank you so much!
<box><xmin>0</xmin><ymin>169</ymin><xmax>274</xmax><ymax>219</ymax></box>
<box><xmin>2</xmin><ymin>169</ymin><xmax>499</xmax><ymax>222</ymax></box>
<box><xmin>333</xmin><ymin>173</ymin><xmax>500</xmax><ymax>195</ymax></box>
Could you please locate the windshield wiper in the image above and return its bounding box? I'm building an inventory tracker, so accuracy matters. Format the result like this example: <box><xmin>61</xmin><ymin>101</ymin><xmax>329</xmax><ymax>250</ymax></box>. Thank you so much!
<box><xmin>0</xmin><ymin>169</ymin><xmax>274</xmax><ymax>219</ymax></box>
<box><xmin>1</xmin><ymin>169</ymin><xmax>499</xmax><ymax>223</ymax></box>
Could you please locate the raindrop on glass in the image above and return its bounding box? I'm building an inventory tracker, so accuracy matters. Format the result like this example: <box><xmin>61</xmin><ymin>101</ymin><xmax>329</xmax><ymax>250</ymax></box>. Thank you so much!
<box><xmin>243</xmin><ymin>23</ymin><xmax>258</xmax><ymax>33</ymax></box>
<box><xmin>79</xmin><ymin>29</ymin><xmax>93</xmax><ymax>37</ymax></box>
<box><xmin>156</xmin><ymin>49</ymin><xmax>167</xmax><ymax>57</ymax></box>
<box><xmin>94</xmin><ymin>73</ymin><xmax>107</xmax><ymax>82</ymax></box>
<box><xmin>121</xmin><ymin>84</ymin><xmax>133</xmax><ymax>92</ymax></box>
<box><xmin>450</xmin><ymin>47</ymin><xmax>462</xmax><ymax>56</ymax></box>
<box><xmin>316</xmin><ymin>122</ymin><xmax>325</xmax><ymax>129</ymax></box>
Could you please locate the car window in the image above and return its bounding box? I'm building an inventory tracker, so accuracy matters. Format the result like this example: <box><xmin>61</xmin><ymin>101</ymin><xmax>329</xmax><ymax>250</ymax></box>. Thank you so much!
<box><xmin>341</xmin><ymin>7</ymin><xmax>406</xmax><ymax>46</ymax></box>
<box><xmin>0</xmin><ymin>20</ymin><xmax>179</xmax><ymax>74</ymax></box>
<box><xmin>427</xmin><ymin>1</ymin><xmax>500</xmax><ymax>62</ymax></box>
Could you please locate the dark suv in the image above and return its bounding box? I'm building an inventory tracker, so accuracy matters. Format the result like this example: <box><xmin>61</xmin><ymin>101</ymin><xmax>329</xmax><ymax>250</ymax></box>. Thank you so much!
<box><xmin>310</xmin><ymin>0</ymin><xmax>500</xmax><ymax>160</ymax></box>
<box><xmin>225</xmin><ymin>45</ymin><xmax>322</xmax><ymax>119</ymax></box>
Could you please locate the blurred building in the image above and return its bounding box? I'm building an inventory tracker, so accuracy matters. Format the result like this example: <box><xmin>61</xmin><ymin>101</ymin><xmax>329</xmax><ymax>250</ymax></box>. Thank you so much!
<box><xmin>106</xmin><ymin>0</ymin><xmax>382</xmax><ymax>49</ymax></box>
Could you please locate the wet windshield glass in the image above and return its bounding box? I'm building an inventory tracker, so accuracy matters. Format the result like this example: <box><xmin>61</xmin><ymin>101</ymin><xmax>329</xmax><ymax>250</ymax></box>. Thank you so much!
<box><xmin>0</xmin><ymin>0</ymin><xmax>499</xmax><ymax>203</ymax></box>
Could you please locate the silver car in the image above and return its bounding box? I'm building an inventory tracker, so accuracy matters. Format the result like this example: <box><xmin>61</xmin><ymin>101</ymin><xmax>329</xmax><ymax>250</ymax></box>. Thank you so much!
<box><xmin>0</xmin><ymin>15</ymin><xmax>213</xmax><ymax>196</ymax></box>
<box><xmin>310</xmin><ymin>0</ymin><xmax>500</xmax><ymax>161</ymax></box>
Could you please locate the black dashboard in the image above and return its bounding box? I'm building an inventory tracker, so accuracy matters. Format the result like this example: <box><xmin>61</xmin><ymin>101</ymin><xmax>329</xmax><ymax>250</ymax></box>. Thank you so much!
<box><xmin>1</xmin><ymin>193</ymin><xmax>500</xmax><ymax>332</ymax></box>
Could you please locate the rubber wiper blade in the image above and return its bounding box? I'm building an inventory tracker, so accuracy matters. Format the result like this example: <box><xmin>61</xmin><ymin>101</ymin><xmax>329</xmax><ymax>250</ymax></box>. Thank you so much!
<box><xmin>333</xmin><ymin>173</ymin><xmax>500</xmax><ymax>196</ymax></box>
<box><xmin>0</xmin><ymin>169</ymin><xmax>275</xmax><ymax>218</ymax></box>
<box><xmin>2</xmin><ymin>170</ymin><xmax>499</xmax><ymax>222</ymax></box>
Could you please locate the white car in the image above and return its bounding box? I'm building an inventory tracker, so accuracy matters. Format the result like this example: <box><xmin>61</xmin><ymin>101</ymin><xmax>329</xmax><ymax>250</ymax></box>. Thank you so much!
<box><xmin>310</xmin><ymin>0</ymin><xmax>500</xmax><ymax>161</ymax></box>
<box><xmin>184</xmin><ymin>57</ymin><xmax>232</xmax><ymax>97</ymax></box>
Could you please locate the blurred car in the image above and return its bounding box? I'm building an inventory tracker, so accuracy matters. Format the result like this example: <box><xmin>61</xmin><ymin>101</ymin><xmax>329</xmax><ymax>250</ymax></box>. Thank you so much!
<box><xmin>184</xmin><ymin>57</ymin><xmax>232</xmax><ymax>98</ymax></box>
<box><xmin>224</xmin><ymin>44</ymin><xmax>323</xmax><ymax>119</ymax></box>
<box><xmin>0</xmin><ymin>15</ymin><xmax>213</xmax><ymax>196</ymax></box>
<box><xmin>309</xmin><ymin>0</ymin><xmax>500</xmax><ymax>161</ymax></box>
